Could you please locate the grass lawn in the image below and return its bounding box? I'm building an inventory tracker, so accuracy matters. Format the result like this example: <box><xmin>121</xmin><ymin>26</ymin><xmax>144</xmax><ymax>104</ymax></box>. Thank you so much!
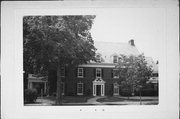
<box><xmin>97</xmin><ymin>96</ymin><xmax>158</xmax><ymax>102</ymax></box>
<box><xmin>62</xmin><ymin>96</ymin><xmax>93</xmax><ymax>103</ymax></box>
<box><xmin>42</xmin><ymin>96</ymin><xmax>93</xmax><ymax>103</ymax></box>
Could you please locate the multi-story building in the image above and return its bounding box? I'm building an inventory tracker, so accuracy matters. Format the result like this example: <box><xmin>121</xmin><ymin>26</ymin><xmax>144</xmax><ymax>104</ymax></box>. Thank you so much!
<box><xmin>46</xmin><ymin>39</ymin><xmax>158</xmax><ymax>96</ymax></box>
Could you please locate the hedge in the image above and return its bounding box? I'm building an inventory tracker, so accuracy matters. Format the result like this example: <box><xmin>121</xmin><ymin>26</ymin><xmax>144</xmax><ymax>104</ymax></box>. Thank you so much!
<box><xmin>24</xmin><ymin>89</ymin><xmax>38</xmax><ymax>103</ymax></box>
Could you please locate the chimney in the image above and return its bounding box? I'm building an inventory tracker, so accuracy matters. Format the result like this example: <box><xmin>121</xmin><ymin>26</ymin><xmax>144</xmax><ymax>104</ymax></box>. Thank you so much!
<box><xmin>128</xmin><ymin>39</ymin><xmax>135</xmax><ymax>46</ymax></box>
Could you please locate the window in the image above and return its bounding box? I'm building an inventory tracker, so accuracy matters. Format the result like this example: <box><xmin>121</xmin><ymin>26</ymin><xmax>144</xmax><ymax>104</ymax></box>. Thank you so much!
<box><xmin>96</xmin><ymin>55</ymin><xmax>101</xmax><ymax>63</ymax></box>
<box><xmin>113</xmin><ymin>69</ymin><xmax>119</xmax><ymax>78</ymax></box>
<box><xmin>113</xmin><ymin>56</ymin><xmax>118</xmax><ymax>63</ymax></box>
<box><xmin>77</xmin><ymin>68</ymin><xmax>84</xmax><ymax>78</ymax></box>
<box><xmin>96</xmin><ymin>68</ymin><xmax>102</xmax><ymax>78</ymax></box>
<box><xmin>60</xmin><ymin>67</ymin><xmax>65</xmax><ymax>77</ymax></box>
<box><xmin>61</xmin><ymin>82</ymin><xmax>65</xmax><ymax>95</ymax></box>
<box><xmin>77</xmin><ymin>83</ymin><xmax>83</xmax><ymax>95</ymax></box>
<box><xmin>113</xmin><ymin>83</ymin><xmax>119</xmax><ymax>95</ymax></box>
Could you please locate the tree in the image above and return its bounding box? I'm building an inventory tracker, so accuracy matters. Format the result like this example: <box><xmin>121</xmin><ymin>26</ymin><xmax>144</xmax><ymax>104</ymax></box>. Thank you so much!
<box><xmin>23</xmin><ymin>16</ymin><xmax>96</xmax><ymax>104</ymax></box>
<box><xmin>116</xmin><ymin>54</ymin><xmax>153</xmax><ymax>99</ymax></box>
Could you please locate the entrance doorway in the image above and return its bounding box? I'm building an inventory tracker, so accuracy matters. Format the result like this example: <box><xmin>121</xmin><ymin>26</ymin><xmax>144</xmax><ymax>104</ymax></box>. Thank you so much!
<box><xmin>96</xmin><ymin>85</ymin><xmax>101</xmax><ymax>96</ymax></box>
<box><xmin>92</xmin><ymin>78</ymin><xmax>105</xmax><ymax>96</ymax></box>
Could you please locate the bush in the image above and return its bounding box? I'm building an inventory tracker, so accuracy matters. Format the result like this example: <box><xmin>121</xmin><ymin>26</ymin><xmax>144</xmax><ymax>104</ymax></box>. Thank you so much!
<box><xmin>108</xmin><ymin>89</ymin><xmax>113</xmax><ymax>96</ymax></box>
<box><xmin>24</xmin><ymin>89</ymin><xmax>38</xmax><ymax>103</ymax></box>
<box><xmin>52</xmin><ymin>92</ymin><xmax>56</xmax><ymax>97</ymax></box>
<box><xmin>135</xmin><ymin>88</ymin><xmax>158</xmax><ymax>96</ymax></box>
<box><xmin>120</xmin><ymin>90</ymin><xmax>132</xmax><ymax>97</ymax></box>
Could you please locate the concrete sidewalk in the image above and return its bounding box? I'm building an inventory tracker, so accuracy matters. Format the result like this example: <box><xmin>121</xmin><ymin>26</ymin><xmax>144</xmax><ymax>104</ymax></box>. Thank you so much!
<box><xmin>86</xmin><ymin>96</ymin><xmax>106</xmax><ymax>104</ymax></box>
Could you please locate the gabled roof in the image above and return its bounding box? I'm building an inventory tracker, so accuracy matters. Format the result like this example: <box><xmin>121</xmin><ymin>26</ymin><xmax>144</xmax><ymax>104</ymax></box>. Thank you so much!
<box><xmin>93</xmin><ymin>41</ymin><xmax>139</xmax><ymax>63</ymax></box>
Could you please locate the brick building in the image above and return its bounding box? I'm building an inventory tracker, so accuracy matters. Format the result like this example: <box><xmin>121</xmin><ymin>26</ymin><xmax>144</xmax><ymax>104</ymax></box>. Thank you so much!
<box><xmin>47</xmin><ymin>40</ymin><xmax>158</xmax><ymax>96</ymax></box>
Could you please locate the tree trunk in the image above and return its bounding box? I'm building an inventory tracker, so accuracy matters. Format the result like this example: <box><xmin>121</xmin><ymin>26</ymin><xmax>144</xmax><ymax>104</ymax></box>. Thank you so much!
<box><xmin>56</xmin><ymin>61</ymin><xmax>62</xmax><ymax>105</ymax></box>
<box><xmin>140</xmin><ymin>89</ymin><xmax>142</xmax><ymax>105</ymax></box>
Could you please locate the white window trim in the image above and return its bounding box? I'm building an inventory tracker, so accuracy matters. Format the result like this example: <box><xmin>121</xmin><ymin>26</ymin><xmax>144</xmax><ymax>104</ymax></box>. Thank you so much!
<box><xmin>60</xmin><ymin>67</ymin><xmax>65</xmax><ymax>77</ymax></box>
<box><xmin>113</xmin><ymin>83</ymin><xmax>119</xmax><ymax>95</ymax></box>
<box><xmin>113</xmin><ymin>55</ymin><xmax>118</xmax><ymax>63</ymax></box>
<box><xmin>96</xmin><ymin>68</ymin><xmax>102</xmax><ymax>78</ymax></box>
<box><xmin>113</xmin><ymin>69</ymin><xmax>119</xmax><ymax>78</ymax></box>
<box><xmin>77</xmin><ymin>83</ymin><xmax>83</xmax><ymax>95</ymax></box>
<box><xmin>77</xmin><ymin>68</ymin><xmax>84</xmax><ymax>78</ymax></box>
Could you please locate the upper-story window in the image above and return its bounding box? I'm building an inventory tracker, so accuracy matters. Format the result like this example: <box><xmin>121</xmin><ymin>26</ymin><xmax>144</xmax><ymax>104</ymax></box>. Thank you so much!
<box><xmin>113</xmin><ymin>55</ymin><xmax>118</xmax><ymax>63</ymax></box>
<box><xmin>96</xmin><ymin>55</ymin><xmax>101</xmax><ymax>63</ymax></box>
<box><xmin>61</xmin><ymin>67</ymin><xmax>65</xmax><ymax>77</ymax></box>
<box><xmin>113</xmin><ymin>69</ymin><xmax>119</xmax><ymax>78</ymax></box>
<box><xmin>77</xmin><ymin>68</ymin><xmax>84</xmax><ymax>78</ymax></box>
<box><xmin>96</xmin><ymin>68</ymin><xmax>102</xmax><ymax>78</ymax></box>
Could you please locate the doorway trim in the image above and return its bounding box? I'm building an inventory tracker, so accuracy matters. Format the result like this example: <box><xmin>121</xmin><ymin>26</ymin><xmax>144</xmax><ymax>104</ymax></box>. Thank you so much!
<box><xmin>92</xmin><ymin>78</ymin><xmax>105</xmax><ymax>96</ymax></box>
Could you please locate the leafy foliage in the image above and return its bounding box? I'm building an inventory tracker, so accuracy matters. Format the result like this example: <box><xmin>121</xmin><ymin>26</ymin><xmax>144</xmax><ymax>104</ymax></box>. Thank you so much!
<box><xmin>116</xmin><ymin>54</ymin><xmax>153</xmax><ymax>96</ymax></box>
<box><xmin>24</xmin><ymin>89</ymin><xmax>38</xmax><ymax>103</ymax></box>
<box><xmin>23</xmin><ymin>16</ymin><xmax>96</xmax><ymax>74</ymax></box>
<box><xmin>23</xmin><ymin>15</ymin><xmax>96</xmax><ymax>104</ymax></box>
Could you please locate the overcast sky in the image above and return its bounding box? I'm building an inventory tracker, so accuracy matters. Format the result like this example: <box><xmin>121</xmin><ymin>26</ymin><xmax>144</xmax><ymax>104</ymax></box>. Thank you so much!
<box><xmin>91</xmin><ymin>8</ymin><xmax>165</xmax><ymax>61</ymax></box>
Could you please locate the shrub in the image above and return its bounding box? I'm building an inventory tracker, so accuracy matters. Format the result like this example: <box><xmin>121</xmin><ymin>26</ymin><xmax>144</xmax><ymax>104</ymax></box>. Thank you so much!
<box><xmin>24</xmin><ymin>89</ymin><xmax>38</xmax><ymax>103</ymax></box>
<box><xmin>52</xmin><ymin>92</ymin><xmax>56</xmax><ymax>97</ymax></box>
<box><xmin>135</xmin><ymin>88</ymin><xmax>158</xmax><ymax>96</ymax></box>
<box><xmin>120</xmin><ymin>90</ymin><xmax>132</xmax><ymax>97</ymax></box>
<box><xmin>108</xmin><ymin>89</ymin><xmax>113</xmax><ymax>96</ymax></box>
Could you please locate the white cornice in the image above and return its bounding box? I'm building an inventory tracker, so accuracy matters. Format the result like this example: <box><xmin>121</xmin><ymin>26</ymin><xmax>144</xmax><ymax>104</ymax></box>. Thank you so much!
<box><xmin>78</xmin><ymin>63</ymin><xmax>115</xmax><ymax>68</ymax></box>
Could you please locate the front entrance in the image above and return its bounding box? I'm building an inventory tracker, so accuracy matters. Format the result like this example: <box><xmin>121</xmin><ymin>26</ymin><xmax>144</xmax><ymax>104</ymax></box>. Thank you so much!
<box><xmin>96</xmin><ymin>85</ymin><xmax>101</xmax><ymax>96</ymax></box>
<box><xmin>92</xmin><ymin>78</ymin><xmax>105</xmax><ymax>96</ymax></box>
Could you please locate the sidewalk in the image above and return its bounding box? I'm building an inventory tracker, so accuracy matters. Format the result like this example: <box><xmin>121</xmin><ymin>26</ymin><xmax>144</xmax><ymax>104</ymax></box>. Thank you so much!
<box><xmin>86</xmin><ymin>96</ymin><xmax>106</xmax><ymax>105</ymax></box>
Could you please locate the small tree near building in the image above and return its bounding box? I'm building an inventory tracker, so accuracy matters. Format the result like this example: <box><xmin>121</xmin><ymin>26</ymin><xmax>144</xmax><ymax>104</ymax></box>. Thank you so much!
<box><xmin>116</xmin><ymin>54</ymin><xmax>153</xmax><ymax>99</ymax></box>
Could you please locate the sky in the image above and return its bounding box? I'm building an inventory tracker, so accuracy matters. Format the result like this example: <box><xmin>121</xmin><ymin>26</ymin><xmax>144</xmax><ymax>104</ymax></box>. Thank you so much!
<box><xmin>90</xmin><ymin>8</ymin><xmax>165</xmax><ymax>61</ymax></box>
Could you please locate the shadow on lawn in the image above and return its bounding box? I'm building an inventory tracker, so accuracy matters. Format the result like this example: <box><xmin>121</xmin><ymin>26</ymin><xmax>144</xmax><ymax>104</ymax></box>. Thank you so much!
<box><xmin>42</xmin><ymin>96</ymin><xmax>93</xmax><ymax>103</ymax></box>
<box><xmin>96</xmin><ymin>96</ymin><xmax>158</xmax><ymax>102</ymax></box>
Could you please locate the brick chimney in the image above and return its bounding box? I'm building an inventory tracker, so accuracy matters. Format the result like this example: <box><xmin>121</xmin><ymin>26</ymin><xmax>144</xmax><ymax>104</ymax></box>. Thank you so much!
<box><xmin>128</xmin><ymin>39</ymin><xmax>135</xmax><ymax>46</ymax></box>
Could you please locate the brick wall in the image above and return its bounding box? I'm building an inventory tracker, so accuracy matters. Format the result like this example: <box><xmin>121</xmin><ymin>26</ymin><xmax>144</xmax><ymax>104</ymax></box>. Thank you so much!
<box><xmin>49</xmin><ymin>66</ymin><xmax>123</xmax><ymax>96</ymax></box>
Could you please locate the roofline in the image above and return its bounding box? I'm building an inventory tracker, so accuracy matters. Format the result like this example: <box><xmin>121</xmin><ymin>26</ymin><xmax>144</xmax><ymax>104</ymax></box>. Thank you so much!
<box><xmin>78</xmin><ymin>63</ymin><xmax>116</xmax><ymax>68</ymax></box>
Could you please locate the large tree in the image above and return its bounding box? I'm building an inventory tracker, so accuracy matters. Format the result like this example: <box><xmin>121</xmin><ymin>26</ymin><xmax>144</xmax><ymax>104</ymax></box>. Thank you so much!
<box><xmin>23</xmin><ymin>16</ymin><xmax>96</xmax><ymax>104</ymax></box>
<box><xmin>116</xmin><ymin>54</ymin><xmax>153</xmax><ymax>99</ymax></box>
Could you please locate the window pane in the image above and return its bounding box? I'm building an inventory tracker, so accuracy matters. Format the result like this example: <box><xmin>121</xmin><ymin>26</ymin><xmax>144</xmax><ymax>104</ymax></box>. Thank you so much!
<box><xmin>78</xmin><ymin>84</ymin><xmax>83</xmax><ymax>88</ymax></box>
<box><xmin>96</xmin><ymin>69</ymin><xmax>101</xmax><ymax>77</ymax></box>
<box><xmin>79</xmin><ymin>68</ymin><xmax>83</xmax><ymax>73</ymax></box>
<box><xmin>114</xmin><ymin>88</ymin><xmax>118</xmax><ymax>93</ymax></box>
<box><xmin>61</xmin><ymin>67</ymin><xmax>65</xmax><ymax>77</ymax></box>
<box><xmin>96</xmin><ymin>55</ymin><xmax>101</xmax><ymax>62</ymax></box>
<box><xmin>77</xmin><ymin>83</ymin><xmax>83</xmax><ymax>94</ymax></box>
<box><xmin>113</xmin><ymin>69</ymin><xmax>119</xmax><ymax>78</ymax></box>
<box><xmin>113</xmin><ymin>56</ymin><xmax>118</xmax><ymax>63</ymax></box>
<box><xmin>78</xmin><ymin>68</ymin><xmax>83</xmax><ymax>77</ymax></box>
<box><xmin>61</xmin><ymin>83</ymin><xmax>64</xmax><ymax>94</ymax></box>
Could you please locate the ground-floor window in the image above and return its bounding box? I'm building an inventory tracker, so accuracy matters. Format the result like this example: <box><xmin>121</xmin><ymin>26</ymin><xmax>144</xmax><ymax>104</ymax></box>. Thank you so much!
<box><xmin>60</xmin><ymin>67</ymin><xmax>65</xmax><ymax>77</ymax></box>
<box><xmin>113</xmin><ymin>83</ymin><xmax>119</xmax><ymax>95</ymax></box>
<box><xmin>77</xmin><ymin>83</ymin><xmax>83</xmax><ymax>95</ymax></box>
<box><xmin>61</xmin><ymin>82</ymin><xmax>65</xmax><ymax>95</ymax></box>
